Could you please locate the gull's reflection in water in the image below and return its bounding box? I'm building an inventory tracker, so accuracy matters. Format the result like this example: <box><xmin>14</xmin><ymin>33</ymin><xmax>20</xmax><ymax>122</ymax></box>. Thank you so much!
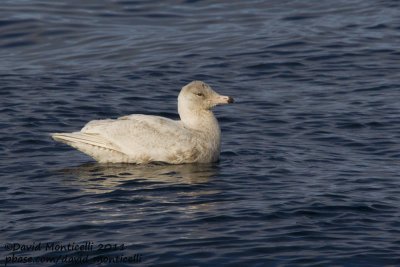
<box><xmin>57</xmin><ymin>163</ymin><xmax>221</xmax><ymax>222</ymax></box>
<box><xmin>59</xmin><ymin>162</ymin><xmax>219</xmax><ymax>193</ymax></box>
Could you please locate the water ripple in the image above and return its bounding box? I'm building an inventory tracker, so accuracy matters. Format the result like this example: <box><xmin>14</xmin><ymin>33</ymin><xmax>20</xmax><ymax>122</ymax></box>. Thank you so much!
<box><xmin>1</xmin><ymin>0</ymin><xmax>400</xmax><ymax>266</ymax></box>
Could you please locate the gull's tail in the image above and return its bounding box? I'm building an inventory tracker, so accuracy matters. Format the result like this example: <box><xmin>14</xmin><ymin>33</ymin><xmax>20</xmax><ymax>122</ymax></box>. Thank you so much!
<box><xmin>51</xmin><ymin>132</ymin><xmax>128</xmax><ymax>163</ymax></box>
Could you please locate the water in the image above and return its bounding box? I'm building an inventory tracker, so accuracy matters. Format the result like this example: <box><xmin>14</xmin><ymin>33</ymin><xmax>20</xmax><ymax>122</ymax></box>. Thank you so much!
<box><xmin>1</xmin><ymin>0</ymin><xmax>400</xmax><ymax>266</ymax></box>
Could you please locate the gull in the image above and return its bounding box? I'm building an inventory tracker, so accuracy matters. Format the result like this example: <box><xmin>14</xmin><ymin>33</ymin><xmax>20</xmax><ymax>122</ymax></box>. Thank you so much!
<box><xmin>52</xmin><ymin>81</ymin><xmax>234</xmax><ymax>164</ymax></box>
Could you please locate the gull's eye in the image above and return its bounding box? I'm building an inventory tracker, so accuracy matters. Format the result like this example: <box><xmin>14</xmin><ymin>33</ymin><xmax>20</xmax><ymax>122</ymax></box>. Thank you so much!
<box><xmin>195</xmin><ymin>92</ymin><xmax>204</xmax><ymax>97</ymax></box>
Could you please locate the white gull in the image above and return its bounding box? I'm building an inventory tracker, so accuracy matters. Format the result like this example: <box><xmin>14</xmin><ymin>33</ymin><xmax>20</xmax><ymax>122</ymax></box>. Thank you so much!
<box><xmin>52</xmin><ymin>81</ymin><xmax>234</xmax><ymax>164</ymax></box>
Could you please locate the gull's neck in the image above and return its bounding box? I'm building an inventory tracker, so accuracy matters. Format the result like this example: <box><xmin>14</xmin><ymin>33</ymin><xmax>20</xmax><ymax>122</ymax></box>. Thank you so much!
<box><xmin>178</xmin><ymin>102</ymin><xmax>222</xmax><ymax>162</ymax></box>
<box><xmin>179</xmin><ymin>108</ymin><xmax>221</xmax><ymax>135</ymax></box>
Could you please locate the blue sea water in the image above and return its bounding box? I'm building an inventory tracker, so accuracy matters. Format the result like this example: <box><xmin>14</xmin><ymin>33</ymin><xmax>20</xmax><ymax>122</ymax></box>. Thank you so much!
<box><xmin>1</xmin><ymin>0</ymin><xmax>400</xmax><ymax>266</ymax></box>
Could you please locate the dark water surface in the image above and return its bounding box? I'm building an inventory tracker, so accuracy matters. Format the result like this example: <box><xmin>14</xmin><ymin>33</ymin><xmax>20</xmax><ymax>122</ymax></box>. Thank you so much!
<box><xmin>1</xmin><ymin>0</ymin><xmax>400</xmax><ymax>266</ymax></box>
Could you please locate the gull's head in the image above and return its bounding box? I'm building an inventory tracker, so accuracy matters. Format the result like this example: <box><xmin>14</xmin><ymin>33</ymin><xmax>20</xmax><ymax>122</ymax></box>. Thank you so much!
<box><xmin>178</xmin><ymin>81</ymin><xmax>234</xmax><ymax>112</ymax></box>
